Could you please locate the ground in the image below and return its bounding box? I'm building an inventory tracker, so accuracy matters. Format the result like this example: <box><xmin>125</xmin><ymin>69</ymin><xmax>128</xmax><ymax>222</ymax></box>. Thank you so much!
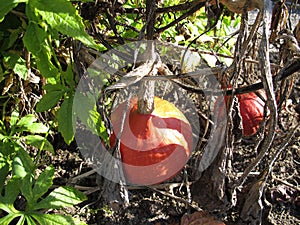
<box><xmin>47</xmin><ymin>93</ymin><xmax>300</xmax><ymax>225</ymax></box>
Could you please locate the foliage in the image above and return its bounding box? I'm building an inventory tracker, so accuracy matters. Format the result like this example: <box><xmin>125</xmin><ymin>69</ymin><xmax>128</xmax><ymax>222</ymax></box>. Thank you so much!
<box><xmin>0</xmin><ymin>0</ymin><xmax>103</xmax><ymax>145</ymax></box>
<box><xmin>0</xmin><ymin>0</ymin><xmax>100</xmax><ymax>224</ymax></box>
<box><xmin>0</xmin><ymin>0</ymin><xmax>243</xmax><ymax>224</ymax></box>
<box><xmin>0</xmin><ymin>155</ymin><xmax>87</xmax><ymax>225</ymax></box>
<box><xmin>0</xmin><ymin>111</ymin><xmax>86</xmax><ymax>224</ymax></box>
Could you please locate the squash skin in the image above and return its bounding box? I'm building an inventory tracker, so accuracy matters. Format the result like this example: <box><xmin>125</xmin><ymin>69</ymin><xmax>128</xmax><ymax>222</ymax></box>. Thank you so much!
<box><xmin>237</xmin><ymin>91</ymin><xmax>265</xmax><ymax>136</ymax></box>
<box><xmin>110</xmin><ymin>97</ymin><xmax>193</xmax><ymax>185</ymax></box>
<box><xmin>216</xmin><ymin>91</ymin><xmax>266</xmax><ymax>136</ymax></box>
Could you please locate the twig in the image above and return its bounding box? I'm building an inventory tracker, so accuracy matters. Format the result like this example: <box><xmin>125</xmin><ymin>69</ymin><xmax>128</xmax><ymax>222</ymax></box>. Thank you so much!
<box><xmin>273</xmin><ymin>177</ymin><xmax>300</xmax><ymax>192</ymax></box>
<box><xmin>148</xmin><ymin>186</ymin><xmax>203</xmax><ymax>211</ymax></box>
<box><xmin>234</xmin><ymin>0</ymin><xmax>277</xmax><ymax>188</ymax></box>
<box><xmin>126</xmin><ymin>182</ymin><xmax>193</xmax><ymax>190</ymax></box>
<box><xmin>68</xmin><ymin>168</ymin><xmax>97</xmax><ymax>183</ymax></box>
<box><xmin>156</xmin><ymin>1</ymin><xmax>206</xmax><ymax>34</ymax></box>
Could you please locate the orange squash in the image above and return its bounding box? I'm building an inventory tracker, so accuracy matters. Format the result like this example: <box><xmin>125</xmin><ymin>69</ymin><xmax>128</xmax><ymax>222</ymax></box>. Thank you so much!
<box><xmin>110</xmin><ymin>97</ymin><xmax>193</xmax><ymax>185</ymax></box>
<box><xmin>216</xmin><ymin>90</ymin><xmax>266</xmax><ymax>136</ymax></box>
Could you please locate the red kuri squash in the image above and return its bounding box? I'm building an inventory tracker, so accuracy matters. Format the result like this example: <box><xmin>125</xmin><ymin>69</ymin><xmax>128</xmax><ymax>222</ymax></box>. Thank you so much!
<box><xmin>110</xmin><ymin>97</ymin><xmax>193</xmax><ymax>185</ymax></box>
<box><xmin>216</xmin><ymin>90</ymin><xmax>266</xmax><ymax>136</ymax></box>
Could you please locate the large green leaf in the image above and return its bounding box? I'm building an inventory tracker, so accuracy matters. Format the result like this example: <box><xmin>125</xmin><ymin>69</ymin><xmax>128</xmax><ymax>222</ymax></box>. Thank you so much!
<box><xmin>3</xmin><ymin>176</ymin><xmax>21</xmax><ymax>205</ymax></box>
<box><xmin>32</xmin><ymin>166</ymin><xmax>54</xmax><ymax>202</ymax></box>
<box><xmin>25</xmin><ymin>122</ymin><xmax>49</xmax><ymax>134</ymax></box>
<box><xmin>31</xmin><ymin>213</ymin><xmax>87</xmax><ymax>225</ymax></box>
<box><xmin>73</xmin><ymin>92</ymin><xmax>108</xmax><ymax>141</ymax></box>
<box><xmin>33</xmin><ymin>186</ymin><xmax>87</xmax><ymax>210</ymax></box>
<box><xmin>57</xmin><ymin>95</ymin><xmax>75</xmax><ymax>145</ymax></box>
<box><xmin>0</xmin><ymin>0</ymin><xmax>28</xmax><ymax>22</ymax></box>
<box><xmin>12</xmin><ymin>148</ymin><xmax>35</xmax><ymax>178</ymax></box>
<box><xmin>0</xmin><ymin>213</ymin><xmax>20</xmax><ymax>225</ymax></box>
<box><xmin>35</xmin><ymin>84</ymin><xmax>67</xmax><ymax>112</ymax></box>
<box><xmin>23</xmin><ymin>22</ymin><xmax>59</xmax><ymax>78</ymax></box>
<box><xmin>29</xmin><ymin>0</ymin><xmax>98</xmax><ymax>50</ymax></box>
<box><xmin>24</xmin><ymin>135</ymin><xmax>54</xmax><ymax>154</ymax></box>
<box><xmin>20</xmin><ymin>175</ymin><xmax>34</xmax><ymax>207</ymax></box>
<box><xmin>16</xmin><ymin>114</ymin><xmax>36</xmax><ymax>128</ymax></box>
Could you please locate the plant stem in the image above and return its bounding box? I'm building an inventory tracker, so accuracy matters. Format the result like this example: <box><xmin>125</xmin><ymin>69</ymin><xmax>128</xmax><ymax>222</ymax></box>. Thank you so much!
<box><xmin>137</xmin><ymin>0</ymin><xmax>157</xmax><ymax>114</ymax></box>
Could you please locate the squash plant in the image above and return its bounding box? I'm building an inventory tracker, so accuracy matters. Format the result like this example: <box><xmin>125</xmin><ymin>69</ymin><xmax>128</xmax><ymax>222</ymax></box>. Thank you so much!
<box><xmin>0</xmin><ymin>112</ymin><xmax>87</xmax><ymax>225</ymax></box>
<box><xmin>0</xmin><ymin>0</ymin><xmax>103</xmax><ymax>145</ymax></box>
<box><xmin>0</xmin><ymin>150</ymin><xmax>87</xmax><ymax>225</ymax></box>
<box><xmin>0</xmin><ymin>0</ymin><xmax>99</xmax><ymax>224</ymax></box>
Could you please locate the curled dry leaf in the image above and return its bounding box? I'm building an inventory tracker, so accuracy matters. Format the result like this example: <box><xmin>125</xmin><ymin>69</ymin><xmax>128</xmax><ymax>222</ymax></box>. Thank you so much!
<box><xmin>269</xmin><ymin>185</ymin><xmax>300</xmax><ymax>206</ymax></box>
<box><xmin>293</xmin><ymin>19</ymin><xmax>300</xmax><ymax>43</ymax></box>
<box><xmin>181</xmin><ymin>211</ymin><xmax>226</xmax><ymax>225</ymax></box>
<box><xmin>278</xmin><ymin>29</ymin><xmax>300</xmax><ymax>56</ymax></box>
<box><xmin>205</xmin><ymin>0</ymin><xmax>263</xmax><ymax>13</ymax></box>
<box><xmin>270</xmin><ymin>0</ymin><xmax>289</xmax><ymax>42</ymax></box>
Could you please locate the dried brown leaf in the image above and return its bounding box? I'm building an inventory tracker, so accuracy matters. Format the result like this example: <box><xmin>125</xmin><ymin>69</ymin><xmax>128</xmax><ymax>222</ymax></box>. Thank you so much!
<box><xmin>181</xmin><ymin>211</ymin><xmax>226</xmax><ymax>225</ymax></box>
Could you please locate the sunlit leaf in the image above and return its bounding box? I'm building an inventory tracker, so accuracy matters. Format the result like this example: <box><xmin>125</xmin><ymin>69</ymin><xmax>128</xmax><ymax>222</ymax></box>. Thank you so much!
<box><xmin>16</xmin><ymin>114</ymin><xmax>36</xmax><ymax>128</ymax></box>
<box><xmin>32</xmin><ymin>166</ymin><xmax>54</xmax><ymax>202</ymax></box>
<box><xmin>12</xmin><ymin>148</ymin><xmax>34</xmax><ymax>178</ymax></box>
<box><xmin>23</xmin><ymin>22</ymin><xmax>59</xmax><ymax>78</ymax></box>
<box><xmin>57</xmin><ymin>95</ymin><xmax>75</xmax><ymax>145</ymax></box>
<box><xmin>31</xmin><ymin>213</ymin><xmax>87</xmax><ymax>225</ymax></box>
<box><xmin>33</xmin><ymin>186</ymin><xmax>87</xmax><ymax>210</ymax></box>
<box><xmin>0</xmin><ymin>0</ymin><xmax>28</xmax><ymax>22</ymax></box>
<box><xmin>26</xmin><ymin>122</ymin><xmax>49</xmax><ymax>134</ymax></box>
<box><xmin>24</xmin><ymin>135</ymin><xmax>54</xmax><ymax>154</ymax></box>
<box><xmin>36</xmin><ymin>90</ymin><xmax>65</xmax><ymax>112</ymax></box>
<box><xmin>29</xmin><ymin>0</ymin><xmax>98</xmax><ymax>50</ymax></box>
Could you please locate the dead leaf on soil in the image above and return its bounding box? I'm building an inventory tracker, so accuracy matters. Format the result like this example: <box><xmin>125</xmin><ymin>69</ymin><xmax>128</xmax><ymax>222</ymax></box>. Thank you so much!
<box><xmin>269</xmin><ymin>184</ymin><xmax>300</xmax><ymax>206</ymax></box>
<box><xmin>181</xmin><ymin>211</ymin><xmax>226</xmax><ymax>225</ymax></box>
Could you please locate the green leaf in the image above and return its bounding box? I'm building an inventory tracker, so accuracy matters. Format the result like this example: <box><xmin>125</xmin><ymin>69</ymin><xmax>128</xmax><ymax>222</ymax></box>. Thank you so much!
<box><xmin>16</xmin><ymin>114</ymin><xmax>36</xmax><ymax>128</ymax></box>
<box><xmin>33</xmin><ymin>186</ymin><xmax>87</xmax><ymax>210</ymax></box>
<box><xmin>15</xmin><ymin>215</ymin><xmax>26</xmax><ymax>225</ymax></box>
<box><xmin>31</xmin><ymin>213</ymin><xmax>87</xmax><ymax>225</ymax></box>
<box><xmin>0</xmin><ymin>155</ymin><xmax>9</xmax><ymax>193</ymax></box>
<box><xmin>0</xmin><ymin>213</ymin><xmax>20</xmax><ymax>225</ymax></box>
<box><xmin>0</xmin><ymin>141</ymin><xmax>17</xmax><ymax>157</ymax></box>
<box><xmin>73</xmin><ymin>92</ymin><xmax>108</xmax><ymax>140</ymax></box>
<box><xmin>32</xmin><ymin>166</ymin><xmax>54</xmax><ymax>202</ymax></box>
<box><xmin>0</xmin><ymin>0</ymin><xmax>28</xmax><ymax>22</ymax></box>
<box><xmin>25</xmin><ymin>215</ymin><xmax>38</xmax><ymax>225</ymax></box>
<box><xmin>9</xmin><ymin>110</ymin><xmax>19</xmax><ymax>127</ymax></box>
<box><xmin>62</xmin><ymin>64</ymin><xmax>75</xmax><ymax>88</ymax></box>
<box><xmin>12</xmin><ymin>148</ymin><xmax>35</xmax><ymax>178</ymax></box>
<box><xmin>3</xmin><ymin>53</ymin><xmax>28</xmax><ymax>79</ymax></box>
<box><xmin>3</xmin><ymin>176</ymin><xmax>21</xmax><ymax>205</ymax></box>
<box><xmin>20</xmin><ymin>175</ymin><xmax>34</xmax><ymax>206</ymax></box>
<box><xmin>24</xmin><ymin>135</ymin><xmax>54</xmax><ymax>154</ymax></box>
<box><xmin>23</xmin><ymin>22</ymin><xmax>59</xmax><ymax>78</ymax></box>
<box><xmin>29</xmin><ymin>0</ymin><xmax>98</xmax><ymax>50</ymax></box>
<box><xmin>57</xmin><ymin>95</ymin><xmax>74</xmax><ymax>145</ymax></box>
<box><xmin>36</xmin><ymin>86</ymin><xmax>66</xmax><ymax>112</ymax></box>
<box><xmin>26</xmin><ymin>122</ymin><xmax>49</xmax><ymax>134</ymax></box>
